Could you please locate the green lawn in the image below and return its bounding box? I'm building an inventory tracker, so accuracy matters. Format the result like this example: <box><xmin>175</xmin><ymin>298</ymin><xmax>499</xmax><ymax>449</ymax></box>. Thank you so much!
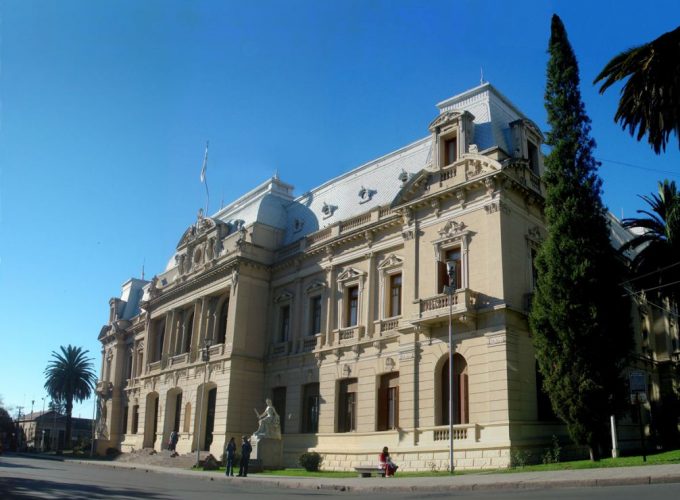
<box><xmin>196</xmin><ymin>449</ymin><xmax>680</xmax><ymax>478</ymax></box>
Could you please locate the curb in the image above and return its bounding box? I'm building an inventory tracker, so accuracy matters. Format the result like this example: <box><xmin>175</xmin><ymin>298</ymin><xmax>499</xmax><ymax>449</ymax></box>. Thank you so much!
<box><xmin>67</xmin><ymin>459</ymin><xmax>680</xmax><ymax>493</ymax></box>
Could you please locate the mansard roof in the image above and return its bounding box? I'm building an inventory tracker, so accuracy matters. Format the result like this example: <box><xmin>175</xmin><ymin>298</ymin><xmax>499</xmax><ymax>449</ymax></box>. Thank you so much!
<box><xmin>154</xmin><ymin>83</ymin><xmax>540</xmax><ymax>276</ymax></box>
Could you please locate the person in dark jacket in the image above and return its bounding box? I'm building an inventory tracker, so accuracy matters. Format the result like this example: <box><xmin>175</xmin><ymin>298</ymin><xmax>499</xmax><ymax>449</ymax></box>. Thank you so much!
<box><xmin>238</xmin><ymin>436</ymin><xmax>252</xmax><ymax>477</ymax></box>
<box><xmin>224</xmin><ymin>437</ymin><xmax>236</xmax><ymax>476</ymax></box>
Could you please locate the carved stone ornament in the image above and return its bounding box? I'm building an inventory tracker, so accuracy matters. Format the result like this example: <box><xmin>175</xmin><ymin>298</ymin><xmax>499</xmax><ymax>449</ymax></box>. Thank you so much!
<box><xmin>484</xmin><ymin>177</ymin><xmax>496</xmax><ymax>197</ymax></box>
<box><xmin>274</xmin><ymin>290</ymin><xmax>294</xmax><ymax>303</ymax></box>
<box><xmin>456</xmin><ymin>189</ymin><xmax>466</xmax><ymax>207</ymax></box>
<box><xmin>401</xmin><ymin>230</ymin><xmax>415</xmax><ymax>241</ymax></box>
<box><xmin>527</xmin><ymin>225</ymin><xmax>542</xmax><ymax>242</ymax></box>
<box><xmin>305</xmin><ymin>280</ymin><xmax>326</xmax><ymax>294</ymax></box>
<box><xmin>431</xmin><ymin>198</ymin><xmax>441</xmax><ymax>217</ymax></box>
<box><xmin>438</xmin><ymin>220</ymin><xmax>467</xmax><ymax>238</ymax></box>
<box><xmin>398</xmin><ymin>169</ymin><xmax>409</xmax><ymax>184</ymax></box>
<box><xmin>342</xmin><ymin>364</ymin><xmax>352</xmax><ymax>377</ymax></box>
<box><xmin>402</xmin><ymin>207</ymin><xmax>414</xmax><ymax>225</ymax></box>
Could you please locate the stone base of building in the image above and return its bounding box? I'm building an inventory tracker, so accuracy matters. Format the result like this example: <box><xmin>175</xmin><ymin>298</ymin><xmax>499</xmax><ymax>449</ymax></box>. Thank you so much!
<box><xmin>252</xmin><ymin>438</ymin><xmax>283</xmax><ymax>469</ymax></box>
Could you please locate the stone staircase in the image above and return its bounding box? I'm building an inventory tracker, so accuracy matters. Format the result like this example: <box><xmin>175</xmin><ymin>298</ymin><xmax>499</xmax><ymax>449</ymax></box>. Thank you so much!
<box><xmin>114</xmin><ymin>448</ymin><xmax>211</xmax><ymax>469</ymax></box>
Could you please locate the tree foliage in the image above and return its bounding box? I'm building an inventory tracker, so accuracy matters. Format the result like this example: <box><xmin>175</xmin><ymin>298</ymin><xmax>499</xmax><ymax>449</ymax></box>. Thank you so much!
<box><xmin>621</xmin><ymin>180</ymin><xmax>680</xmax><ymax>302</ymax></box>
<box><xmin>594</xmin><ymin>26</ymin><xmax>680</xmax><ymax>153</ymax></box>
<box><xmin>0</xmin><ymin>406</ymin><xmax>14</xmax><ymax>436</ymax></box>
<box><xmin>530</xmin><ymin>15</ymin><xmax>633</xmax><ymax>459</ymax></box>
<box><xmin>44</xmin><ymin>345</ymin><xmax>96</xmax><ymax>449</ymax></box>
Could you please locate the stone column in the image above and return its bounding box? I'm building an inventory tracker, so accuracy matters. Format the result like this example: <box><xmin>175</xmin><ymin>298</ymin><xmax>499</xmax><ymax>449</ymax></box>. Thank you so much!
<box><xmin>365</xmin><ymin>252</ymin><xmax>376</xmax><ymax>338</ymax></box>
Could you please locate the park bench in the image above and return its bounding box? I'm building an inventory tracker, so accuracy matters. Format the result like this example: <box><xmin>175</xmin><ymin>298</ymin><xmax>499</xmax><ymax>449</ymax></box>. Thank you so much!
<box><xmin>354</xmin><ymin>466</ymin><xmax>386</xmax><ymax>478</ymax></box>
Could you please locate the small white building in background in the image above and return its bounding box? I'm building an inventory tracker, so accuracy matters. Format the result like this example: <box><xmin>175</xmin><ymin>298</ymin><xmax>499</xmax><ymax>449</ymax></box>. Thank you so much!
<box><xmin>96</xmin><ymin>83</ymin><xmax>679</xmax><ymax>469</ymax></box>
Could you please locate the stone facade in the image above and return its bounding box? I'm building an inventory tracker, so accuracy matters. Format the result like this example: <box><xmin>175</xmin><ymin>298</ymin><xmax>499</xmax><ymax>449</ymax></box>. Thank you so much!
<box><xmin>96</xmin><ymin>83</ymin><xmax>679</xmax><ymax>469</ymax></box>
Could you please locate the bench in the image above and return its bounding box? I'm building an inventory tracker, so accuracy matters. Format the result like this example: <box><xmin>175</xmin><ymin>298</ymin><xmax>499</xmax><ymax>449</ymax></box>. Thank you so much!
<box><xmin>354</xmin><ymin>466</ymin><xmax>386</xmax><ymax>478</ymax></box>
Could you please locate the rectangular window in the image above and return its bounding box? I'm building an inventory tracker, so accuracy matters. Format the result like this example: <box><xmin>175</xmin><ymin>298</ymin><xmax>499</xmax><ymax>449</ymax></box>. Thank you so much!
<box><xmin>122</xmin><ymin>406</ymin><xmax>129</xmax><ymax>435</ymax></box>
<box><xmin>338</xmin><ymin>379</ymin><xmax>357</xmax><ymax>432</ymax></box>
<box><xmin>378</xmin><ymin>373</ymin><xmax>399</xmax><ymax>431</ymax></box>
<box><xmin>302</xmin><ymin>383</ymin><xmax>320</xmax><ymax>433</ymax></box>
<box><xmin>528</xmin><ymin>141</ymin><xmax>539</xmax><ymax>174</ymax></box>
<box><xmin>346</xmin><ymin>286</ymin><xmax>359</xmax><ymax>327</ymax></box>
<box><xmin>272</xmin><ymin>387</ymin><xmax>287</xmax><ymax>433</ymax></box>
<box><xmin>310</xmin><ymin>296</ymin><xmax>322</xmax><ymax>335</ymax></box>
<box><xmin>131</xmin><ymin>405</ymin><xmax>139</xmax><ymax>434</ymax></box>
<box><xmin>445</xmin><ymin>137</ymin><xmax>457</xmax><ymax>165</ymax></box>
<box><xmin>389</xmin><ymin>274</ymin><xmax>402</xmax><ymax>317</ymax></box>
<box><xmin>279</xmin><ymin>305</ymin><xmax>290</xmax><ymax>342</ymax></box>
<box><xmin>438</xmin><ymin>248</ymin><xmax>462</xmax><ymax>292</ymax></box>
<box><xmin>126</xmin><ymin>352</ymin><xmax>133</xmax><ymax>380</ymax></box>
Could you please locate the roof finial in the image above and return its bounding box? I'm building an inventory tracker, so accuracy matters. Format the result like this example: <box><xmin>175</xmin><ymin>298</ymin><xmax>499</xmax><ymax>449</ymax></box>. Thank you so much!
<box><xmin>141</xmin><ymin>258</ymin><xmax>145</xmax><ymax>280</ymax></box>
<box><xmin>274</xmin><ymin>168</ymin><xmax>279</xmax><ymax>180</ymax></box>
<box><xmin>480</xmin><ymin>67</ymin><xmax>485</xmax><ymax>85</ymax></box>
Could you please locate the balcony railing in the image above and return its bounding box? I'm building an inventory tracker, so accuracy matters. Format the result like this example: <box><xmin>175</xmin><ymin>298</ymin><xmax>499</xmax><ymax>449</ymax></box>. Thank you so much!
<box><xmin>414</xmin><ymin>289</ymin><xmax>477</xmax><ymax>324</ymax></box>
<box><xmin>431</xmin><ymin>423</ymin><xmax>478</xmax><ymax>442</ymax></box>
<box><xmin>301</xmin><ymin>336</ymin><xmax>318</xmax><ymax>352</ymax></box>
<box><xmin>169</xmin><ymin>353</ymin><xmax>189</xmax><ymax>366</ymax></box>
<box><xmin>376</xmin><ymin>317</ymin><xmax>400</xmax><ymax>334</ymax></box>
<box><xmin>148</xmin><ymin>360</ymin><xmax>161</xmax><ymax>372</ymax></box>
<box><xmin>335</xmin><ymin>325</ymin><xmax>365</xmax><ymax>344</ymax></box>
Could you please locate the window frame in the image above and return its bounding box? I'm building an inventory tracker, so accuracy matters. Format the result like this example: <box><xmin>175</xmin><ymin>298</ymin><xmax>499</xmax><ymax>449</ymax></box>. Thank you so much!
<box><xmin>433</xmin><ymin>222</ymin><xmax>470</xmax><ymax>295</ymax></box>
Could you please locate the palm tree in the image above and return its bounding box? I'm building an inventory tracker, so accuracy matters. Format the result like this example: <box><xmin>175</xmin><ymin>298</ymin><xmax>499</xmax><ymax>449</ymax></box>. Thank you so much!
<box><xmin>594</xmin><ymin>26</ymin><xmax>680</xmax><ymax>153</ymax></box>
<box><xmin>44</xmin><ymin>345</ymin><xmax>96</xmax><ymax>449</ymax></box>
<box><xmin>620</xmin><ymin>180</ymin><xmax>680</xmax><ymax>301</ymax></box>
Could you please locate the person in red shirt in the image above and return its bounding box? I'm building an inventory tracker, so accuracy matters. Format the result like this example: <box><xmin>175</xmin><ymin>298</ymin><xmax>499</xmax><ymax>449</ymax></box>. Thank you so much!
<box><xmin>379</xmin><ymin>446</ymin><xmax>398</xmax><ymax>477</ymax></box>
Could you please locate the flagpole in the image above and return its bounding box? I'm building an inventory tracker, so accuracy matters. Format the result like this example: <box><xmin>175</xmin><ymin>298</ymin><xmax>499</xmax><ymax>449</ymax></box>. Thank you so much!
<box><xmin>200</xmin><ymin>141</ymin><xmax>210</xmax><ymax>215</ymax></box>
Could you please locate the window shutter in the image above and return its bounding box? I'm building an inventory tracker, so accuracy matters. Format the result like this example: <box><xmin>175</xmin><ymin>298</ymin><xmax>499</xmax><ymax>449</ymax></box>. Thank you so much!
<box><xmin>377</xmin><ymin>387</ymin><xmax>388</xmax><ymax>431</ymax></box>
<box><xmin>437</xmin><ymin>260</ymin><xmax>448</xmax><ymax>293</ymax></box>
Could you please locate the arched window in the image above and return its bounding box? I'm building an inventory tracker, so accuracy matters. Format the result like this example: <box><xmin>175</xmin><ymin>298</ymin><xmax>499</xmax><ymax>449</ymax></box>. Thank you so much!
<box><xmin>440</xmin><ymin>353</ymin><xmax>469</xmax><ymax>425</ymax></box>
<box><xmin>217</xmin><ymin>299</ymin><xmax>229</xmax><ymax>344</ymax></box>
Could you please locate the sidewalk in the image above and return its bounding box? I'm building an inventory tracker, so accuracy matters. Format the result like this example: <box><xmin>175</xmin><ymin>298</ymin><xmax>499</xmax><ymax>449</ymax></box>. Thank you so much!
<box><xmin>74</xmin><ymin>458</ymin><xmax>680</xmax><ymax>493</ymax></box>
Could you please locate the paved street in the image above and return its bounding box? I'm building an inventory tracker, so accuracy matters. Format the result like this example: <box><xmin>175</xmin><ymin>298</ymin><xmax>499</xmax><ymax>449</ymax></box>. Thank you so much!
<box><xmin>2</xmin><ymin>454</ymin><xmax>680</xmax><ymax>499</ymax></box>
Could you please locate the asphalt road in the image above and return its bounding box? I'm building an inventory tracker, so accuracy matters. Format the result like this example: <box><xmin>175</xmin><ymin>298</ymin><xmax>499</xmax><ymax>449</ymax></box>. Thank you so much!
<box><xmin>1</xmin><ymin>455</ymin><xmax>679</xmax><ymax>499</ymax></box>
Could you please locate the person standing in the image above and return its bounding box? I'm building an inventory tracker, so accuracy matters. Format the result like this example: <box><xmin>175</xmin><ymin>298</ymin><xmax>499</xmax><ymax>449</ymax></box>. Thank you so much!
<box><xmin>224</xmin><ymin>437</ymin><xmax>236</xmax><ymax>476</ymax></box>
<box><xmin>238</xmin><ymin>436</ymin><xmax>252</xmax><ymax>477</ymax></box>
<box><xmin>168</xmin><ymin>431</ymin><xmax>179</xmax><ymax>453</ymax></box>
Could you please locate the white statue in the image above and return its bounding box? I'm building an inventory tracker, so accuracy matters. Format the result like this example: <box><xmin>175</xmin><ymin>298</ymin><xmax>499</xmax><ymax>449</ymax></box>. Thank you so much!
<box><xmin>252</xmin><ymin>398</ymin><xmax>281</xmax><ymax>440</ymax></box>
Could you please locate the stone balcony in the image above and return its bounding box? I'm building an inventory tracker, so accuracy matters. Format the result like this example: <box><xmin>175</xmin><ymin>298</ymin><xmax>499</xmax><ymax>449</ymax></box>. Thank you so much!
<box><xmin>412</xmin><ymin>288</ymin><xmax>477</xmax><ymax>326</ymax></box>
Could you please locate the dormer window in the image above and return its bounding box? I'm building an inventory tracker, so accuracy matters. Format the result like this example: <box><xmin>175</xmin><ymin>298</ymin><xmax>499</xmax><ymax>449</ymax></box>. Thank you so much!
<box><xmin>527</xmin><ymin>141</ymin><xmax>539</xmax><ymax>175</ymax></box>
<box><xmin>445</xmin><ymin>136</ymin><xmax>458</xmax><ymax>166</ymax></box>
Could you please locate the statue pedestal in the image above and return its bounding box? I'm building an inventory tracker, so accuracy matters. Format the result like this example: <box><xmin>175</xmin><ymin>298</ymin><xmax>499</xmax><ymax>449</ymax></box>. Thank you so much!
<box><xmin>251</xmin><ymin>438</ymin><xmax>282</xmax><ymax>469</ymax></box>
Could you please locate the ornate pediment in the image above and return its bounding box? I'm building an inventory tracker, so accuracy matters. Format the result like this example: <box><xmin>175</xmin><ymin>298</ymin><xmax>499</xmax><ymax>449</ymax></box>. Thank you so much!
<box><xmin>305</xmin><ymin>280</ymin><xmax>326</xmax><ymax>294</ymax></box>
<box><xmin>438</xmin><ymin>220</ymin><xmax>467</xmax><ymax>239</ymax></box>
<box><xmin>176</xmin><ymin>209</ymin><xmax>230</xmax><ymax>250</ymax></box>
<box><xmin>377</xmin><ymin>254</ymin><xmax>403</xmax><ymax>271</ymax></box>
<box><xmin>337</xmin><ymin>267</ymin><xmax>365</xmax><ymax>283</ymax></box>
<box><xmin>428</xmin><ymin>110</ymin><xmax>465</xmax><ymax>132</ymax></box>
<box><xmin>275</xmin><ymin>290</ymin><xmax>294</xmax><ymax>303</ymax></box>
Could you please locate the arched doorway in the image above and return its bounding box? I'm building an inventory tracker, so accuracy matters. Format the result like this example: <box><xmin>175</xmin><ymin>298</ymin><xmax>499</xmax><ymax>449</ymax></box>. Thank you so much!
<box><xmin>162</xmin><ymin>388</ymin><xmax>182</xmax><ymax>449</ymax></box>
<box><xmin>194</xmin><ymin>384</ymin><xmax>217</xmax><ymax>451</ymax></box>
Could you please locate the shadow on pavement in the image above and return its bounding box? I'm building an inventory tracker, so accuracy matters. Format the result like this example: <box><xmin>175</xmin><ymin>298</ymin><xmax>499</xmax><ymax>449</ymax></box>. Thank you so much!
<box><xmin>0</xmin><ymin>477</ymin><xmax>173</xmax><ymax>499</ymax></box>
<box><xmin>0</xmin><ymin>461</ymin><xmax>45</xmax><ymax>470</ymax></box>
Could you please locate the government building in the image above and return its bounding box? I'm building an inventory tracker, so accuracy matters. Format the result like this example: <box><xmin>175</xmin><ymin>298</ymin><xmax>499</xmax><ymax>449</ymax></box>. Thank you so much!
<box><xmin>96</xmin><ymin>83</ymin><xmax>679</xmax><ymax>469</ymax></box>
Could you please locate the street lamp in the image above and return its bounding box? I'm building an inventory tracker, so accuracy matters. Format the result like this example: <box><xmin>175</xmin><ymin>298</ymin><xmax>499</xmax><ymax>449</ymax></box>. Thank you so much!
<box><xmin>444</xmin><ymin>260</ymin><xmax>457</xmax><ymax>474</ymax></box>
<box><xmin>195</xmin><ymin>337</ymin><xmax>212</xmax><ymax>467</ymax></box>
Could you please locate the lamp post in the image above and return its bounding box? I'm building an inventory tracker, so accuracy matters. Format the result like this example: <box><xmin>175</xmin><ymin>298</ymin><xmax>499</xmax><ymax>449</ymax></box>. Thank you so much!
<box><xmin>41</xmin><ymin>397</ymin><xmax>46</xmax><ymax>452</ymax></box>
<box><xmin>195</xmin><ymin>338</ymin><xmax>212</xmax><ymax>468</ymax></box>
<box><xmin>444</xmin><ymin>260</ymin><xmax>457</xmax><ymax>474</ymax></box>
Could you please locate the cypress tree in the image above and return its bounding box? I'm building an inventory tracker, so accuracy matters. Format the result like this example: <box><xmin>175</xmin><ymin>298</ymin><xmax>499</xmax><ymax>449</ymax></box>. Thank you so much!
<box><xmin>529</xmin><ymin>15</ymin><xmax>633</xmax><ymax>460</ymax></box>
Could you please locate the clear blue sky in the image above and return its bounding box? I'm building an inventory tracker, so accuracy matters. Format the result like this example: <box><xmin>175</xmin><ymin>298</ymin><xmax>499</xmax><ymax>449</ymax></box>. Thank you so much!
<box><xmin>1</xmin><ymin>0</ymin><xmax>679</xmax><ymax>419</ymax></box>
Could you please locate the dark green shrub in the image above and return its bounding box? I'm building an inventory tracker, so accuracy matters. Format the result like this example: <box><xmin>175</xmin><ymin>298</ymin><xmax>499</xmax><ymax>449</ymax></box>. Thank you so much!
<box><xmin>298</xmin><ymin>452</ymin><xmax>322</xmax><ymax>471</ymax></box>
